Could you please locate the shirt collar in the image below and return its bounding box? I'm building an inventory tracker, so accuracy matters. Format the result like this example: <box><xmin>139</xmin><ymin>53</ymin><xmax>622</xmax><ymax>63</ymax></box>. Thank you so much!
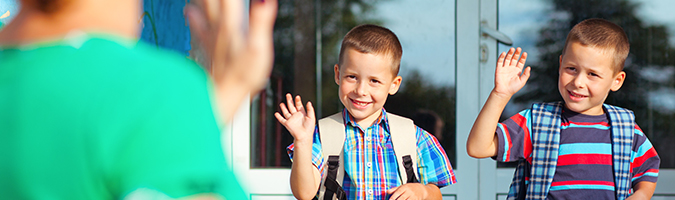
<box><xmin>342</xmin><ymin>108</ymin><xmax>390</xmax><ymax>132</ymax></box>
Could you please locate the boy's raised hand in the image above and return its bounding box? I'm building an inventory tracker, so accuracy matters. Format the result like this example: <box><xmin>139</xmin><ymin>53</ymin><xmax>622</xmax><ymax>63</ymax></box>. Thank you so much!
<box><xmin>467</xmin><ymin>47</ymin><xmax>530</xmax><ymax>159</ymax></box>
<box><xmin>275</xmin><ymin>94</ymin><xmax>316</xmax><ymax>142</ymax></box>
<box><xmin>493</xmin><ymin>47</ymin><xmax>531</xmax><ymax>98</ymax></box>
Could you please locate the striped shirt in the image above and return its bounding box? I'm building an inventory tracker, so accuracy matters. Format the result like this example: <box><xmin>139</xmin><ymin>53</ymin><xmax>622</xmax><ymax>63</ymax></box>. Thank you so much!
<box><xmin>496</xmin><ymin>107</ymin><xmax>659</xmax><ymax>199</ymax></box>
<box><xmin>288</xmin><ymin>109</ymin><xmax>456</xmax><ymax>200</ymax></box>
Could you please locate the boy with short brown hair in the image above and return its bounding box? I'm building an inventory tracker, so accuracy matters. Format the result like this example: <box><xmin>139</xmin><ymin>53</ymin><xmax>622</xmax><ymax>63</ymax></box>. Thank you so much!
<box><xmin>467</xmin><ymin>18</ymin><xmax>660</xmax><ymax>199</ymax></box>
<box><xmin>276</xmin><ymin>24</ymin><xmax>456</xmax><ymax>200</ymax></box>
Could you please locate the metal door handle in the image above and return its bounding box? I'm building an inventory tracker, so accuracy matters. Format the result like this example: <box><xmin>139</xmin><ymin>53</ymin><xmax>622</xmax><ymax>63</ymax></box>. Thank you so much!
<box><xmin>480</xmin><ymin>23</ymin><xmax>513</xmax><ymax>46</ymax></box>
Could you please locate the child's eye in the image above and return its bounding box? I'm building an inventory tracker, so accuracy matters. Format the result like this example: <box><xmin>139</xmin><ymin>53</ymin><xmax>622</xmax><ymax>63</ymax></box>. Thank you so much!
<box><xmin>589</xmin><ymin>72</ymin><xmax>600</xmax><ymax>77</ymax></box>
<box><xmin>566</xmin><ymin>67</ymin><xmax>577</xmax><ymax>72</ymax></box>
<box><xmin>346</xmin><ymin>75</ymin><xmax>356</xmax><ymax>79</ymax></box>
<box><xmin>370</xmin><ymin>79</ymin><xmax>380</xmax><ymax>84</ymax></box>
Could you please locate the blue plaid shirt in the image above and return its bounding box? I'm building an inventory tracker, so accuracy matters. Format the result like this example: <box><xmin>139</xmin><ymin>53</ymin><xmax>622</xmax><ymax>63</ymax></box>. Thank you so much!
<box><xmin>287</xmin><ymin>109</ymin><xmax>456</xmax><ymax>199</ymax></box>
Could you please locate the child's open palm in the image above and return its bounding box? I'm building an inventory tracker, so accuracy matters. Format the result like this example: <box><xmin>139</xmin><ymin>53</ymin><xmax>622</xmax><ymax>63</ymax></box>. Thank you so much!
<box><xmin>275</xmin><ymin>94</ymin><xmax>316</xmax><ymax>142</ymax></box>
<box><xmin>494</xmin><ymin>47</ymin><xmax>531</xmax><ymax>98</ymax></box>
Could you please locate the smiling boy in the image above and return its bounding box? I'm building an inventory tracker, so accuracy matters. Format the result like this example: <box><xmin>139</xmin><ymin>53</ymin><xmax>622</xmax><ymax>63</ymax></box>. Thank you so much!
<box><xmin>275</xmin><ymin>24</ymin><xmax>456</xmax><ymax>200</ymax></box>
<box><xmin>466</xmin><ymin>18</ymin><xmax>660</xmax><ymax>199</ymax></box>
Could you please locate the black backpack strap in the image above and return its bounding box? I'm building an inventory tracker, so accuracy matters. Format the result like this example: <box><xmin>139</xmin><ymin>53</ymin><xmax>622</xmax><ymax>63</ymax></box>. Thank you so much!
<box><xmin>323</xmin><ymin>156</ymin><xmax>347</xmax><ymax>200</ymax></box>
<box><xmin>318</xmin><ymin>113</ymin><xmax>346</xmax><ymax>200</ymax></box>
<box><xmin>401</xmin><ymin>155</ymin><xmax>419</xmax><ymax>183</ymax></box>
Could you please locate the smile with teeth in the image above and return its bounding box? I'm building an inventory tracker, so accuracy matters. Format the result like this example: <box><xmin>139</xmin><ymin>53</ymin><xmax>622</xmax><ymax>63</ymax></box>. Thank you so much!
<box><xmin>569</xmin><ymin>90</ymin><xmax>588</xmax><ymax>98</ymax></box>
<box><xmin>351</xmin><ymin>99</ymin><xmax>371</xmax><ymax>108</ymax></box>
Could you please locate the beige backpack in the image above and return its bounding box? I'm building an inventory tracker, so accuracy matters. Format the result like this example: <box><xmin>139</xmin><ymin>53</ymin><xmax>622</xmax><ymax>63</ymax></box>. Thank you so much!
<box><xmin>316</xmin><ymin>112</ymin><xmax>419</xmax><ymax>200</ymax></box>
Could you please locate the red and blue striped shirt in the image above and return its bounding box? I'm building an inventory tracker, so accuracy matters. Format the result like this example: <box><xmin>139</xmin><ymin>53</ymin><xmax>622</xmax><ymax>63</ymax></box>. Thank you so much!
<box><xmin>496</xmin><ymin>107</ymin><xmax>659</xmax><ymax>199</ymax></box>
<box><xmin>288</xmin><ymin>109</ymin><xmax>456</xmax><ymax>200</ymax></box>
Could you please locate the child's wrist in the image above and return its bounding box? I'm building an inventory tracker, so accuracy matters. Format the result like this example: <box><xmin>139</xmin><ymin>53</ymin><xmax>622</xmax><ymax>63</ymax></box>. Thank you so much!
<box><xmin>490</xmin><ymin>89</ymin><xmax>513</xmax><ymax>101</ymax></box>
<box><xmin>293</xmin><ymin>137</ymin><xmax>313</xmax><ymax>146</ymax></box>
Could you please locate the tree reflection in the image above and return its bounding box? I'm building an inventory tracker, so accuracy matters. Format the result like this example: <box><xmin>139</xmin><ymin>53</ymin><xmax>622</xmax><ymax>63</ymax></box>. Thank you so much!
<box><xmin>386</xmin><ymin>70</ymin><xmax>457</xmax><ymax>166</ymax></box>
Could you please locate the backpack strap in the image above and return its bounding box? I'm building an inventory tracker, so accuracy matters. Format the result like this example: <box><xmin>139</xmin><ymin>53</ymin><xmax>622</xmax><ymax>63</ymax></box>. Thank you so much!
<box><xmin>318</xmin><ymin>113</ymin><xmax>346</xmax><ymax>200</ymax></box>
<box><xmin>388</xmin><ymin>113</ymin><xmax>420</xmax><ymax>184</ymax></box>
<box><xmin>316</xmin><ymin>112</ymin><xmax>420</xmax><ymax>199</ymax></box>
<box><xmin>603</xmin><ymin>104</ymin><xmax>635</xmax><ymax>200</ymax></box>
<box><xmin>509</xmin><ymin>102</ymin><xmax>561</xmax><ymax>200</ymax></box>
<box><xmin>506</xmin><ymin>160</ymin><xmax>528</xmax><ymax>200</ymax></box>
<box><xmin>527</xmin><ymin>102</ymin><xmax>563</xmax><ymax>200</ymax></box>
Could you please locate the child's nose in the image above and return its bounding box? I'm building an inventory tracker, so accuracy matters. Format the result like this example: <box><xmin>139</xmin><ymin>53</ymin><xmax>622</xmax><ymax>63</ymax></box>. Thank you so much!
<box><xmin>572</xmin><ymin>74</ymin><xmax>586</xmax><ymax>88</ymax></box>
<box><xmin>355</xmin><ymin>81</ymin><xmax>368</xmax><ymax>96</ymax></box>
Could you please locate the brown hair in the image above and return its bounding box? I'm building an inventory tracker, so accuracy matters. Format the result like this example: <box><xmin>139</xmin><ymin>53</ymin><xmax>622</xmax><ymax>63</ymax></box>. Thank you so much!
<box><xmin>338</xmin><ymin>24</ymin><xmax>403</xmax><ymax>76</ymax></box>
<box><xmin>25</xmin><ymin>0</ymin><xmax>70</xmax><ymax>14</ymax></box>
<box><xmin>562</xmin><ymin>18</ymin><xmax>630</xmax><ymax>73</ymax></box>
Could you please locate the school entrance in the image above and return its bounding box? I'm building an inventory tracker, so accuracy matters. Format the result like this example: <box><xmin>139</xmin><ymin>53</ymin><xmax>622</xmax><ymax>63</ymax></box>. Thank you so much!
<box><xmin>222</xmin><ymin>0</ymin><xmax>675</xmax><ymax>199</ymax></box>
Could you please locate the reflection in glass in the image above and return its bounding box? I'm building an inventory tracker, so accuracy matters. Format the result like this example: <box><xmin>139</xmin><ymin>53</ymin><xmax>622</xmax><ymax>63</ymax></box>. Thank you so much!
<box><xmin>251</xmin><ymin>0</ymin><xmax>457</xmax><ymax>168</ymax></box>
<box><xmin>250</xmin><ymin>0</ymin><xmax>321</xmax><ymax>168</ymax></box>
<box><xmin>498</xmin><ymin>0</ymin><xmax>675</xmax><ymax>168</ymax></box>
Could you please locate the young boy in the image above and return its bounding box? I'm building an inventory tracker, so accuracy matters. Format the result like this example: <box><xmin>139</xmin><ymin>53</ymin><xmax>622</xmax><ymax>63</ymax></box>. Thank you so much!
<box><xmin>275</xmin><ymin>24</ymin><xmax>456</xmax><ymax>200</ymax></box>
<box><xmin>467</xmin><ymin>18</ymin><xmax>660</xmax><ymax>199</ymax></box>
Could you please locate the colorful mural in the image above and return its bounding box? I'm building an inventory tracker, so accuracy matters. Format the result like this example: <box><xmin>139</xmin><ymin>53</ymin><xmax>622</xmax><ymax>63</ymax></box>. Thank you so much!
<box><xmin>0</xmin><ymin>0</ymin><xmax>192</xmax><ymax>55</ymax></box>
<box><xmin>141</xmin><ymin>0</ymin><xmax>192</xmax><ymax>56</ymax></box>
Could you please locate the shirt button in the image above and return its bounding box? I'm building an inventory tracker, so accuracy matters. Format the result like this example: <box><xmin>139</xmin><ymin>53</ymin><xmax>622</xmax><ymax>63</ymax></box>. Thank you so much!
<box><xmin>365</xmin><ymin>137</ymin><xmax>371</xmax><ymax>141</ymax></box>
<box><xmin>366</xmin><ymin>162</ymin><xmax>372</xmax><ymax>167</ymax></box>
<box><xmin>368</xmin><ymin>189</ymin><xmax>373</xmax><ymax>194</ymax></box>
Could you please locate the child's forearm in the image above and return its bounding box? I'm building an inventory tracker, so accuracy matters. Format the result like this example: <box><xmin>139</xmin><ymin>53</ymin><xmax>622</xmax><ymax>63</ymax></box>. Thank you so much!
<box><xmin>466</xmin><ymin>90</ymin><xmax>511</xmax><ymax>158</ymax></box>
<box><xmin>627</xmin><ymin>181</ymin><xmax>656</xmax><ymax>200</ymax></box>
<box><xmin>289</xmin><ymin>139</ymin><xmax>321</xmax><ymax>200</ymax></box>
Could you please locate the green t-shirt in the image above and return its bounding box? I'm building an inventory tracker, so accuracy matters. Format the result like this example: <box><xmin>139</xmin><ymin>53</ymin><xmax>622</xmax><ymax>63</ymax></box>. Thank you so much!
<box><xmin>0</xmin><ymin>33</ymin><xmax>247</xmax><ymax>199</ymax></box>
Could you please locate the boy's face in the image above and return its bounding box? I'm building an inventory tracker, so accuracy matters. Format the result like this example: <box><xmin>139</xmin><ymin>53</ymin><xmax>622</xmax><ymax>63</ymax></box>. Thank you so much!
<box><xmin>558</xmin><ymin>42</ymin><xmax>626</xmax><ymax>115</ymax></box>
<box><xmin>334</xmin><ymin>48</ymin><xmax>402</xmax><ymax>127</ymax></box>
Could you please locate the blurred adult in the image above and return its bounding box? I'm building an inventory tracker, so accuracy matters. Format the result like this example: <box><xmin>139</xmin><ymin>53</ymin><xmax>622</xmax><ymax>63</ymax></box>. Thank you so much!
<box><xmin>0</xmin><ymin>0</ymin><xmax>277</xmax><ymax>199</ymax></box>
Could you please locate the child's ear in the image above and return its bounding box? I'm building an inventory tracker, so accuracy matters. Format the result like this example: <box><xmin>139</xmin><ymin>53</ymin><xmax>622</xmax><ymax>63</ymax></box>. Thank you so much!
<box><xmin>610</xmin><ymin>71</ymin><xmax>626</xmax><ymax>91</ymax></box>
<box><xmin>334</xmin><ymin>64</ymin><xmax>340</xmax><ymax>85</ymax></box>
<box><xmin>388</xmin><ymin>76</ymin><xmax>403</xmax><ymax>95</ymax></box>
